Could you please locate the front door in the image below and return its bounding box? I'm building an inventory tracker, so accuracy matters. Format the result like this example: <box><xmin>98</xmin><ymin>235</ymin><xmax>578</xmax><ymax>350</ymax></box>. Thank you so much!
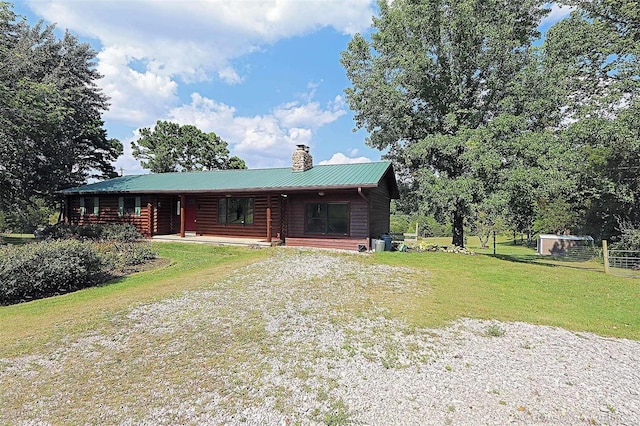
<box><xmin>185</xmin><ymin>197</ymin><xmax>196</xmax><ymax>232</ymax></box>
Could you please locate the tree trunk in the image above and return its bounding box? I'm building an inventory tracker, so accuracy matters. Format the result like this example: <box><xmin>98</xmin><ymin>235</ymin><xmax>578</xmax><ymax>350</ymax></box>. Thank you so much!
<box><xmin>452</xmin><ymin>211</ymin><xmax>464</xmax><ymax>247</ymax></box>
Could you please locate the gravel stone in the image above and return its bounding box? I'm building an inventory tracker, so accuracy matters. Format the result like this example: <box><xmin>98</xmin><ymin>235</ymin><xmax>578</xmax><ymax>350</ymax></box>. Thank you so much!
<box><xmin>1</xmin><ymin>249</ymin><xmax>638</xmax><ymax>425</ymax></box>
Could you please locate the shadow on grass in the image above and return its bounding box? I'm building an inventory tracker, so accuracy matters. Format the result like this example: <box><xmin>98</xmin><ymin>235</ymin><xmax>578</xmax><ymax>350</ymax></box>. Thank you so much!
<box><xmin>486</xmin><ymin>252</ymin><xmax>603</xmax><ymax>272</ymax></box>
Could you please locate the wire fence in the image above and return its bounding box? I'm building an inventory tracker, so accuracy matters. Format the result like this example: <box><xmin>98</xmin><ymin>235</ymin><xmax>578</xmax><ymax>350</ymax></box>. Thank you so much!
<box><xmin>563</xmin><ymin>245</ymin><xmax>600</xmax><ymax>262</ymax></box>
<box><xmin>603</xmin><ymin>243</ymin><xmax>640</xmax><ymax>278</ymax></box>
<box><xmin>607</xmin><ymin>250</ymin><xmax>640</xmax><ymax>270</ymax></box>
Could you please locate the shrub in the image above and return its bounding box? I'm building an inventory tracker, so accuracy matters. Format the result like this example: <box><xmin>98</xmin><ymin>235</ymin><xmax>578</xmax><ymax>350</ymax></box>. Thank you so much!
<box><xmin>611</xmin><ymin>222</ymin><xmax>640</xmax><ymax>251</ymax></box>
<box><xmin>0</xmin><ymin>240</ymin><xmax>105</xmax><ymax>305</ymax></box>
<box><xmin>40</xmin><ymin>223</ymin><xmax>142</xmax><ymax>242</ymax></box>
<box><xmin>98</xmin><ymin>224</ymin><xmax>142</xmax><ymax>241</ymax></box>
<box><xmin>95</xmin><ymin>241</ymin><xmax>156</xmax><ymax>270</ymax></box>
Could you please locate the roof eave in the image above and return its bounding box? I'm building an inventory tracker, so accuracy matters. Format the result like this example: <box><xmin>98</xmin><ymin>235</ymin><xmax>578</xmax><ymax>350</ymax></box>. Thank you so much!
<box><xmin>61</xmin><ymin>183</ymin><xmax>381</xmax><ymax>195</ymax></box>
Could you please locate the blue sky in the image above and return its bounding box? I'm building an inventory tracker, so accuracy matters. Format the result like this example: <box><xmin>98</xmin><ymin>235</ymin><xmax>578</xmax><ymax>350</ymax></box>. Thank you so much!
<box><xmin>14</xmin><ymin>1</ymin><xmax>573</xmax><ymax>175</ymax></box>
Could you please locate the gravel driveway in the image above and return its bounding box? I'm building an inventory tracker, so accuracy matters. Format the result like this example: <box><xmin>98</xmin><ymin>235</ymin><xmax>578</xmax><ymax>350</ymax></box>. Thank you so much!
<box><xmin>1</xmin><ymin>250</ymin><xmax>639</xmax><ymax>425</ymax></box>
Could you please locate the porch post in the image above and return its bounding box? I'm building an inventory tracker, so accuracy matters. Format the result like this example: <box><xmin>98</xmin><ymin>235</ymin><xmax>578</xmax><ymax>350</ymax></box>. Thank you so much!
<box><xmin>147</xmin><ymin>202</ymin><xmax>154</xmax><ymax>237</ymax></box>
<box><xmin>180</xmin><ymin>194</ymin><xmax>186</xmax><ymax>238</ymax></box>
<box><xmin>64</xmin><ymin>197</ymin><xmax>71</xmax><ymax>224</ymax></box>
<box><xmin>266</xmin><ymin>194</ymin><xmax>272</xmax><ymax>242</ymax></box>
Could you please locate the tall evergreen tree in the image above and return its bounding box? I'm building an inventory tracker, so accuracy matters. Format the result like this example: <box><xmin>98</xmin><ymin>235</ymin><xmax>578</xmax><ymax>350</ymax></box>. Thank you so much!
<box><xmin>132</xmin><ymin>120</ymin><xmax>246</xmax><ymax>173</ymax></box>
<box><xmin>0</xmin><ymin>2</ymin><xmax>122</xmax><ymax>214</ymax></box>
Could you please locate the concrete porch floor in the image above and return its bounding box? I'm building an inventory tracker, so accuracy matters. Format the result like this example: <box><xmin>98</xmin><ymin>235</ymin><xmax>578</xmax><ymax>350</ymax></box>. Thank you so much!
<box><xmin>151</xmin><ymin>233</ymin><xmax>281</xmax><ymax>247</ymax></box>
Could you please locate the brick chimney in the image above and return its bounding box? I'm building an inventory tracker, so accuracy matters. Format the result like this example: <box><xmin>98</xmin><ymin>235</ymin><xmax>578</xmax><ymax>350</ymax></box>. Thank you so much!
<box><xmin>292</xmin><ymin>144</ymin><xmax>313</xmax><ymax>172</ymax></box>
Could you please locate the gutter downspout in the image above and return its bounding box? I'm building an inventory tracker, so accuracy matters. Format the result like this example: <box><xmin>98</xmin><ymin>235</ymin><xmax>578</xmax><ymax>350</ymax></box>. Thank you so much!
<box><xmin>358</xmin><ymin>187</ymin><xmax>370</xmax><ymax>250</ymax></box>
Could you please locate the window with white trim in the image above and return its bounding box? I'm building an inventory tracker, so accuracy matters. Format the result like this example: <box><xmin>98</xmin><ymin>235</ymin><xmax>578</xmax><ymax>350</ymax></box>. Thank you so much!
<box><xmin>119</xmin><ymin>196</ymin><xmax>141</xmax><ymax>217</ymax></box>
<box><xmin>80</xmin><ymin>197</ymin><xmax>99</xmax><ymax>216</ymax></box>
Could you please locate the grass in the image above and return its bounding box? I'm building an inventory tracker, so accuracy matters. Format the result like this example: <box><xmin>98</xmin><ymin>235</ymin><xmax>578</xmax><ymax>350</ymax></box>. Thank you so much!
<box><xmin>367</xmin><ymin>237</ymin><xmax>640</xmax><ymax>340</ymax></box>
<box><xmin>0</xmin><ymin>242</ymin><xmax>270</xmax><ymax>357</ymax></box>
<box><xmin>1</xmin><ymin>241</ymin><xmax>639</xmax><ymax>423</ymax></box>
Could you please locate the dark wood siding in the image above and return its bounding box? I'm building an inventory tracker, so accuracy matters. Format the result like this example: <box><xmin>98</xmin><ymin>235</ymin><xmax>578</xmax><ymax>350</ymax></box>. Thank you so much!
<box><xmin>154</xmin><ymin>195</ymin><xmax>176</xmax><ymax>235</ymax></box>
<box><xmin>287</xmin><ymin>190</ymin><xmax>368</xmax><ymax>239</ymax></box>
<box><xmin>368</xmin><ymin>178</ymin><xmax>392</xmax><ymax>238</ymax></box>
<box><xmin>67</xmin><ymin>193</ymin><xmax>282</xmax><ymax>239</ymax></box>
<box><xmin>68</xmin><ymin>195</ymin><xmax>152</xmax><ymax>237</ymax></box>
<box><xmin>65</xmin><ymin>179</ymin><xmax>392</xmax><ymax>248</ymax></box>
<box><xmin>191</xmin><ymin>193</ymin><xmax>280</xmax><ymax>239</ymax></box>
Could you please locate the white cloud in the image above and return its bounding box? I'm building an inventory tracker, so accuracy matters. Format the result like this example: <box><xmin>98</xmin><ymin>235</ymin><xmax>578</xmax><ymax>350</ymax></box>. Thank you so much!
<box><xmin>541</xmin><ymin>3</ymin><xmax>575</xmax><ymax>26</ymax></box>
<box><xmin>319</xmin><ymin>152</ymin><xmax>372</xmax><ymax>165</ymax></box>
<box><xmin>114</xmin><ymin>131</ymin><xmax>147</xmax><ymax>176</ymax></box>
<box><xmin>274</xmin><ymin>97</ymin><xmax>346</xmax><ymax>129</ymax></box>
<box><xmin>98</xmin><ymin>46</ymin><xmax>178</xmax><ymax>124</ymax></box>
<box><xmin>161</xmin><ymin>89</ymin><xmax>347</xmax><ymax>168</ymax></box>
<box><xmin>26</xmin><ymin>0</ymin><xmax>374</xmax><ymax>125</ymax></box>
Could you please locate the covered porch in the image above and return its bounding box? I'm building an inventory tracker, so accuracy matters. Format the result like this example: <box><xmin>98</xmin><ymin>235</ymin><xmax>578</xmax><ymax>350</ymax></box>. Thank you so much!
<box><xmin>151</xmin><ymin>233</ymin><xmax>282</xmax><ymax>247</ymax></box>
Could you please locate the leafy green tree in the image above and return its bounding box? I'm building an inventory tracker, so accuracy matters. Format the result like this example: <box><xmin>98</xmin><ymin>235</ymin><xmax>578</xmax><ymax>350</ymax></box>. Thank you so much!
<box><xmin>544</xmin><ymin>1</ymin><xmax>639</xmax><ymax>240</ymax></box>
<box><xmin>470</xmin><ymin>193</ymin><xmax>508</xmax><ymax>249</ymax></box>
<box><xmin>132</xmin><ymin>120</ymin><xmax>246</xmax><ymax>172</ymax></box>
<box><xmin>341</xmin><ymin>0</ymin><xmax>549</xmax><ymax>247</ymax></box>
<box><xmin>610</xmin><ymin>220</ymin><xmax>640</xmax><ymax>251</ymax></box>
<box><xmin>227</xmin><ymin>155</ymin><xmax>247</xmax><ymax>170</ymax></box>
<box><xmin>0</xmin><ymin>2</ymin><xmax>121</xmax><ymax>213</ymax></box>
<box><xmin>564</xmin><ymin>0</ymin><xmax>639</xmax><ymax>43</ymax></box>
<box><xmin>560</xmin><ymin>107</ymin><xmax>640</xmax><ymax>240</ymax></box>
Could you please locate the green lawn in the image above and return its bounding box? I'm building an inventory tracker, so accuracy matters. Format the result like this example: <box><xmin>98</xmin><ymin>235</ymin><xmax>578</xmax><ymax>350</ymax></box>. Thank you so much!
<box><xmin>1</xmin><ymin>241</ymin><xmax>639</xmax><ymax>424</ymax></box>
<box><xmin>368</xmin><ymin>244</ymin><xmax>640</xmax><ymax>340</ymax></box>
<box><xmin>0</xmin><ymin>243</ymin><xmax>270</xmax><ymax>357</ymax></box>
<box><xmin>1</xmin><ymin>239</ymin><xmax>638</xmax><ymax>361</ymax></box>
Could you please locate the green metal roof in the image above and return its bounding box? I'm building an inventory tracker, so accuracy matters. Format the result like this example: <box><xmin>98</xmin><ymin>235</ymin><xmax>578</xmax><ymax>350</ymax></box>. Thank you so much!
<box><xmin>61</xmin><ymin>162</ymin><xmax>398</xmax><ymax>197</ymax></box>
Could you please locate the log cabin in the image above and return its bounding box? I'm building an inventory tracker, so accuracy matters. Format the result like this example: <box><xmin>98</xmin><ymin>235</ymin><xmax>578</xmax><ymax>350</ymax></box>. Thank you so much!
<box><xmin>60</xmin><ymin>145</ymin><xmax>399</xmax><ymax>251</ymax></box>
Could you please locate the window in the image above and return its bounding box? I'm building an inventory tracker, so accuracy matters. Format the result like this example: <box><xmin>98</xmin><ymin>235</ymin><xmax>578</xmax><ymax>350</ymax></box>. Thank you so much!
<box><xmin>80</xmin><ymin>197</ymin><xmax>99</xmax><ymax>216</ymax></box>
<box><xmin>119</xmin><ymin>196</ymin><xmax>141</xmax><ymax>217</ymax></box>
<box><xmin>218</xmin><ymin>197</ymin><xmax>254</xmax><ymax>225</ymax></box>
<box><xmin>305</xmin><ymin>203</ymin><xmax>349</xmax><ymax>235</ymax></box>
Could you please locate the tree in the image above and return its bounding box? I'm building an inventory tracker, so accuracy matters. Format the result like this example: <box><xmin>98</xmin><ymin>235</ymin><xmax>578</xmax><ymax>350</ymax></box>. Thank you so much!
<box><xmin>559</xmin><ymin>107</ymin><xmax>640</xmax><ymax>240</ymax></box>
<box><xmin>341</xmin><ymin>0</ymin><xmax>549</xmax><ymax>247</ymax></box>
<box><xmin>470</xmin><ymin>193</ymin><xmax>508</xmax><ymax>249</ymax></box>
<box><xmin>543</xmin><ymin>1</ymin><xmax>640</xmax><ymax>240</ymax></box>
<box><xmin>0</xmin><ymin>2</ymin><xmax>122</xmax><ymax>215</ymax></box>
<box><xmin>132</xmin><ymin>120</ymin><xmax>246</xmax><ymax>173</ymax></box>
<box><xmin>564</xmin><ymin>0</ymin><xmax>640</xmax><ymax>43</ymax></box>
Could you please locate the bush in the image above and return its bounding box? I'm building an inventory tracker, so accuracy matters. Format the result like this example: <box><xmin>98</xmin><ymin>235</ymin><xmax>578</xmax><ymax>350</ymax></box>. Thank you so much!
<box><xmin>40</xmin><ymin>223</ymin><xmax>142</xmax><ymax>242</ymax></box>
<box><xmin>390</xmin><ymin>214</ymin><xmax>410</xmax><ymax>234</ymax></box>
<box><xmin>0</xmin><ymin>231</ymin><xmax>156</xmax><ymax>305</ymax></box>
<box><xmin>611</xmin><ymin>222</ymin><xmax>640</xmax><ymax>251</ymax></box>
<box><xmin>0</xmin><ymin>240</ymin><xmax>105</xmax><ymax>305</ymax></box>
<box><xmin>98</xmin><ymin>224</ymin><xmax>142</xmax><ymax>241</ymax></box>
<box><xmin>0</xmin><ymin>198</ymin><xmax>56</xmax><ymax>233</ymax></box>
<box><xmin>96</xmin><ymin>241</ymin><xmax>156</xmax><ymax>270</ymax></box>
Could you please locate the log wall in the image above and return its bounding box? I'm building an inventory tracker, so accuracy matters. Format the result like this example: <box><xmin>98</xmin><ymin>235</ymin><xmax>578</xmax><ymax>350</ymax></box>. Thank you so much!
<box><xmin>68</xmin><ymin>195</ymin><xmax>152</xmax><ymax>237</ymax></box>
<box><xmin>286</xmin><ymin>190</ymin><xmax>368</xmax><ymax>239</ymax></box>
<box><xmin>191</xmin><ymin>193</ymin><xmax>281</xmax><ymax>239</ymax></box>
<box><xmin>285</xmin><ymin>237</ymin><xmax>369</xmax><ymax>251</ymax></box>
<box><xmin>368</xmin><ymin>178</ymin><xmax>392</xmax><ymax>238</ymax></box>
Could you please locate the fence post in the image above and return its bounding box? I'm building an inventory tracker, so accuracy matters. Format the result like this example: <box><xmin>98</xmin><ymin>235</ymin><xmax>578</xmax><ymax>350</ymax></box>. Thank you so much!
<box><xmin>603</xmin><ymin>240</ymin><xmax>609</xmax><ymax>274</ymax></box>
<box><xmin>493</xmin><ymin>231</ymin><xmax>496</xmax><ymax>255</ymax></box>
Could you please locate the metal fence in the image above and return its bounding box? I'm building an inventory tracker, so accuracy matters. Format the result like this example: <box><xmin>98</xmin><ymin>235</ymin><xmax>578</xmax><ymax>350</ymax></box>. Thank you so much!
<box><xmin>602</xmin><ymin>241</ymin><xmax>640</xmax><ymax>278</ymax></box>
<box><xmin>607</xmin><ymin>250</ymin><xmax>640</xmax><ymax>270</ymax></box>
